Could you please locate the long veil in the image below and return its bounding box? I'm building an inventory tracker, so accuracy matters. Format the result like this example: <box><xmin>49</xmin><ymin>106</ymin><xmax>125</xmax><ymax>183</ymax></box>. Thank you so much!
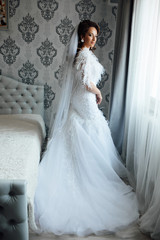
<box><xmin>48</xmin><ymin>25</ymin><xmax>79</xmax><ymax>141</ymax></box>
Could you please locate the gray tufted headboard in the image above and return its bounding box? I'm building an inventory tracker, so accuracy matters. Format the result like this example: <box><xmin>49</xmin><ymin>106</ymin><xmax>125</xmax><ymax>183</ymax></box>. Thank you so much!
<box><xmin>0</xmin><ymin>75</ymin><xmax>44</xmax><ymax>118</ymax></box>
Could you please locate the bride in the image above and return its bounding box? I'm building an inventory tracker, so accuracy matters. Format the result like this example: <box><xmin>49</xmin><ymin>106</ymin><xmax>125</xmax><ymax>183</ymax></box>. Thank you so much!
<box><xmin>34</xmin><ymin>20</ymin><xmax>139</xmax><ymax>236</ymax></box>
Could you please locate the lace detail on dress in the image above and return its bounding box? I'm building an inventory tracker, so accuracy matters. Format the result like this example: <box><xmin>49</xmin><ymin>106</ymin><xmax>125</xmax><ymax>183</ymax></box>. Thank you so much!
<box><xmin>74</xmin><ymin>48</ymin><xmax>91</xmax><ymax>88</ymax></box>
<box><xmin>71</xmin><ymin>48</ymin><xmax>106</xmax><ymax>121</ymax></box>
<box><xmin>74</xmin><ymin>48</ymin><xmax>105</xmax><ymax>88</ymax></box>
<box><xmin>62</xmin><ymin>114</ymin><xmax>82</xmax><ymax>196</ymax></box>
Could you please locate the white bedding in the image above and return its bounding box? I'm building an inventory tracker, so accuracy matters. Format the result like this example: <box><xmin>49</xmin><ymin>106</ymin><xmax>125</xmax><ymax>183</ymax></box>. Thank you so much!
<box><xmin>0</xmin><ymin>114</ymin><xmax>46</xmax><ymax>230</ymax></box>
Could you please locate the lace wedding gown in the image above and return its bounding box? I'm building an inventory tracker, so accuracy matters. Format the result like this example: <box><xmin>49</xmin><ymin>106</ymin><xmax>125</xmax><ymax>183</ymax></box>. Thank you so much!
<box><xmin>34</xmin><ymin>48</ymin><xmax>139</xmax><ymax>236</ymax></box>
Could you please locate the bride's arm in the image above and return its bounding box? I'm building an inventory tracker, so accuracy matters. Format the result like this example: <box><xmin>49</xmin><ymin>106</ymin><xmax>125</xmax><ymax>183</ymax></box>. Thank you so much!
<box><xmin>76</xmin><ymin>53</ymin><xmax>102</xmax><ymax>104</ymax></box>
<box><xmin>85</xmin><ymin>82</ymin><xmax>102</xmax><ymax>104</ymax></box>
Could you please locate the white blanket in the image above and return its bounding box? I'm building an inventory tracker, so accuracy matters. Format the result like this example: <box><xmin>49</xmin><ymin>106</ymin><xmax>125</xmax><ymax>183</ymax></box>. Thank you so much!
<box><xmin>0</xmin><ymin>114</ymin><xmax>46</xmax><ymax>230</ymax></box>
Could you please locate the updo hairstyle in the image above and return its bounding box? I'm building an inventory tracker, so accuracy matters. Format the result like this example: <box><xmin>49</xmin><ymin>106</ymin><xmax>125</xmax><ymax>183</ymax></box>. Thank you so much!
<box><xmin>77</xmin><ymin>20</ymin><xmax>100</xmax><ymax>51</ymax></box>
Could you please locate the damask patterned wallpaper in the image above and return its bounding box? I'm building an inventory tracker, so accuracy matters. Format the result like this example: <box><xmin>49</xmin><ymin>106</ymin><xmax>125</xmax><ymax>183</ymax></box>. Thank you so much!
<box><xmin>0</xmin><ymin>0</ymin><xmax>118</xmax><ymax>129</ymax></box>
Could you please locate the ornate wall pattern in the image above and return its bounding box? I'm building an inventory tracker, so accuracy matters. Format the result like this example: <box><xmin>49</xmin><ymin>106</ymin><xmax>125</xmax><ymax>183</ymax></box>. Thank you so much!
<box><xmin>0</xmin><ymin>0</ymin><xmax>118</xmax><ymax>129</ymax></box>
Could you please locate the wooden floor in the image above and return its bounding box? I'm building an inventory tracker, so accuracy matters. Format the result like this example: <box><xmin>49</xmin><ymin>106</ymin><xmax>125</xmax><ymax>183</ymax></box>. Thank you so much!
<box><xmin>29</xmin><ymin>224</ymin><xmax>151</xmax><ymax>240</ymax></box>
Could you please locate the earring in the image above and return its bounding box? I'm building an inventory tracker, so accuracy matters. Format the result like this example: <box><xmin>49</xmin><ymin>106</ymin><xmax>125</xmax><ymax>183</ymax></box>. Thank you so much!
<box><xmin>81</xmin><ymin>39</ymin><xmax>84</xmax><ymax>43</ymax></box>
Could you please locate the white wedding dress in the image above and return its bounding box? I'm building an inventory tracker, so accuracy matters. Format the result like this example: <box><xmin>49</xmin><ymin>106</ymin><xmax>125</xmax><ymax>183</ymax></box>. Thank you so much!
<box><xmin>34</xmin><ymin>48</ymin><xmax>139</xmax><ymax>236</ymax></box>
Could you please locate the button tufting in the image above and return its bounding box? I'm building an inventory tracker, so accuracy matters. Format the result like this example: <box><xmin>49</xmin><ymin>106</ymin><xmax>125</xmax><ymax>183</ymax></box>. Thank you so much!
<box><xmin>9</xmin><ymin>219</ymin><xmax>16</xmax><ymax>225</ymax></box>
<box><xmin>9</xmin><ymin>191</ymin><xmax>15</xmax><ymax>196</ymax></box>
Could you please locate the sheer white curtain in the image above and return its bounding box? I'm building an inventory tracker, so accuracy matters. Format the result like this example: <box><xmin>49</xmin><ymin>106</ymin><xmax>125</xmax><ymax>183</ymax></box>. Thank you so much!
<box><xmin>122</xmin><ymin>0</ymin><xmax>160</xmax><ymax>239</ymax></box>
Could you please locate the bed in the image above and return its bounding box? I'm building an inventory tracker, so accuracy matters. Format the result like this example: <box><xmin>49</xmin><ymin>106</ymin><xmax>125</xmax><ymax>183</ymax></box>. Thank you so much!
<box><xmin>0</xmin><ymin>75</ymin><xmax>46</xmax><ymax>230</ymax></box>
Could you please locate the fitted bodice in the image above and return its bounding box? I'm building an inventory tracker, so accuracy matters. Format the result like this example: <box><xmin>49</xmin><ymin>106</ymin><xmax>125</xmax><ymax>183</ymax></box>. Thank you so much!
<box><xmin>70</xmin><ymin>48</ymin><xmax>104</xmax><ymax>119</ymax></box>
<box><xmin>73</xmin><ymin>47</ymin><xmax>104</xmax><ymax>88</ymax></box>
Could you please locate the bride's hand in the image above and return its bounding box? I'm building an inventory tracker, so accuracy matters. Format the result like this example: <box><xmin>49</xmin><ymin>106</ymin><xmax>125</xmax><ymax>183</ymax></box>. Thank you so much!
<box><xmin>96</xmin><ymin>92</ymin><xmax>102</xmax><ymax>104</ymax></box>
<box><xmin>85</xmin><ymin>82</ymin><xmax>102</xmax><ymax>104</ymax></box>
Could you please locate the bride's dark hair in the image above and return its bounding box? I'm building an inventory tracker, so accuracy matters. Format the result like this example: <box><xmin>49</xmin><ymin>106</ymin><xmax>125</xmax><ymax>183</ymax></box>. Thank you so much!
<box><xmin>77</xmin><ymin>20</ymin><xmax>100</xmax><ymax>52</ymax></box>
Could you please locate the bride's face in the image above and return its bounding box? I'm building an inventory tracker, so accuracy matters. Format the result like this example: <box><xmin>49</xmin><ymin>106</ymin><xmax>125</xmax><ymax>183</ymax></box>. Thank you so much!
<box><xmin>81</xmin><ymin>27</ymin><xmax>98</xmax><ymax>49</ymax></box>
